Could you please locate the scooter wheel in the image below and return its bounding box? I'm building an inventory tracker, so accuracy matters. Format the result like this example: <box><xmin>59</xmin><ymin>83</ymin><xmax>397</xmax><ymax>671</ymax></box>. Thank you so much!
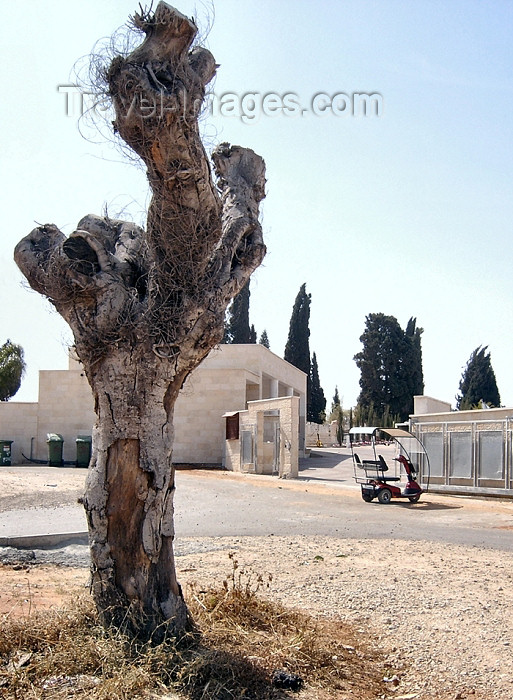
<box><xmin>377</xmin><ymin>488</ymin><xmax>392</xmax><ymax>504</ymax></box>
<box><xmin>408</xmin><ymin>494</ymin><xmax>421</xmax><ymax>503</ymax></box>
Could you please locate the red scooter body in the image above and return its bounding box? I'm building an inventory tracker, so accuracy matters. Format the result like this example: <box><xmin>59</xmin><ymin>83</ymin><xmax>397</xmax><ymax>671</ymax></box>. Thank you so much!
<box><xmin>361</xmin><ymin>454</ymin><xmax>422</xmax><ymax>504</ymax></box>
<box><xmin>351</xmin><ymin>426</ymin><xmax>429</xmax><ymax>504</ymax></box>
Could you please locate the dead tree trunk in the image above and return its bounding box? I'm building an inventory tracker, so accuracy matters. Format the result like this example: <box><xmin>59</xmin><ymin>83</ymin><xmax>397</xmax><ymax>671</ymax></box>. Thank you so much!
<box><xmin>14</xmin><ymin>3</ymin><xmax>266</xmax><ymax>640</ymax></box>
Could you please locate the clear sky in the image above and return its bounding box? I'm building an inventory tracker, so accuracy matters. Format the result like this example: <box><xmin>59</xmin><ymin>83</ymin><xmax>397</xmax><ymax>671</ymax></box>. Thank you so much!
<box><xmin>2</xmin><ymin>0</ymin><xmax>512</xmax><ymax>411</ymax></box>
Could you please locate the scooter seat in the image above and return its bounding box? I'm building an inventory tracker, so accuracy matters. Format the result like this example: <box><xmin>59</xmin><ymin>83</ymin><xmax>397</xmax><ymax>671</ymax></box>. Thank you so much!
<box><xmin>363</xmin><ymin>459</ymin><xmax>387</xmax><ymax>471</ymax></box>
<box><xmin>367</xmin><ymin>474</ymin><xmax>401</xmax><ymax>482</ymax></box>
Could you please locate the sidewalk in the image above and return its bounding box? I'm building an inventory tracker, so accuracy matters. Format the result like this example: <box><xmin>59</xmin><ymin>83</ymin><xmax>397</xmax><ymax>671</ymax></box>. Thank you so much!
<box><xmin>0</xmin><ymin>505</ymin><xmax>87</xmax><ymax>548</ymax></box>
<box><xmin>299</xmin><ymin>447</ymin><xmax>358</xmax><ymax>486</ymax></box>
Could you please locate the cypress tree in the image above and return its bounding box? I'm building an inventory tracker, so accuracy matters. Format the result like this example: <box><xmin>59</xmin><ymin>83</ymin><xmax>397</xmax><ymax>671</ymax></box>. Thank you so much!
<box><xmin>456</xmin><ymin>346</ymin><xmax>501</xmax><ymax>409</ymax></box>
<box><xmin>332</xmin><ymin>386</ymin><xmax>341</xmax><ymax>411</ymax></box>
<box><xmin>308</xmin><ymin>352</ymin><xmax>326</xmax><ymax>424</ymax></box>
<box><xmin>354</xmin><ymin>313</ymin><xmax>424</xmax><ymax>425</ymax></box>
<box><xmin>403</xmin><ymin>317</ymin><xmax>424</xmax><ymax>416</ymax></box>
<box><xmin>330</xmin><ymin>385</ymin><xmax>344</xmax><ymax>445</ymax></box>
<box><xmin>284</xmin><ymin>283</ymin><xmax>311</xmax><ymax>375</ymax></box>
<box><xmin>224</xmin><ymin>280</ymin><xmax>253</xmax><ymax>343</ymax></box>
<box><xmin>259</xmin><ymin>329</ymin><xmax>270</xmax><ymax>348</ymax></box>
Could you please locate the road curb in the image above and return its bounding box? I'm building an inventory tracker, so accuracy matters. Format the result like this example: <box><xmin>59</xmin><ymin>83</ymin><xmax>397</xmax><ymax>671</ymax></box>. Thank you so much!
<box><xmin>0</xmin><ymin>532</ymin><xmax>88</xmax><ymax>549</ymax></box>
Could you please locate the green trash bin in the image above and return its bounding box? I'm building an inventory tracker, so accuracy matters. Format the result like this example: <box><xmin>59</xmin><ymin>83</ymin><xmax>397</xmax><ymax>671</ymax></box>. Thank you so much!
<box><xmin>0</xmin><ymin>440</ymin><xmax>13</xmax><ymax>466</ymax></box>
<box><xmin>47</xmin><ymin>433</ymin><xmax>64</xmax><ymax>467</ymax></box>
<box><xmin>76</xmin><ymin>435</ymin><xmax>92</xmax><ymax>467</ymax></box>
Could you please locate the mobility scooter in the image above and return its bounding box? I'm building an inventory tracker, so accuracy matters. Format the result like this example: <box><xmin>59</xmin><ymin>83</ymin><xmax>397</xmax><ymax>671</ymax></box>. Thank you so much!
<box><xmin>350</xmin><ymin>426</ymin><xmax>430</xmax><ymax>504</ymax></box>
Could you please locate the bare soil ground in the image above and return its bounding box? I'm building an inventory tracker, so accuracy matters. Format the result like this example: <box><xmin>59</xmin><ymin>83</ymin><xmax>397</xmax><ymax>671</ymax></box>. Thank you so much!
<box><xmin>0</xmin><ymin>467</ymin><xmax>86</xmax><ymax>512</ymax></box>
<box><xmin>1</xmin><ymin>468</ymin><xmax>513</xmax><ymax>699</ymax></box>
<box><xmin>0</xmin><ymin>563</ymin><xmax>88</xmax><ymax>617</ymax></box>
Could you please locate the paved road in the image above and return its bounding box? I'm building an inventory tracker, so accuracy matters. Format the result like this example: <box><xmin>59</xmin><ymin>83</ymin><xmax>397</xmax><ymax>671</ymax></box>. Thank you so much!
<box><xmin>1</xmin><ymin>449</ymin><xmax>512</xmax><ymax>553</ymax></box>
<box><xmin>174</xmin><ymin>468</ymin><xmax>513</xmax><ymax>552</ymax></box>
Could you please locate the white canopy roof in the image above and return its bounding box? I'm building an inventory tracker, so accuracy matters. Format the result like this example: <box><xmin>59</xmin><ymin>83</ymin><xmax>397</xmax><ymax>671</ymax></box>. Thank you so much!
<box><xmin>349</xmin><ymin>426</ymin><xmax>427</xmax><ymax>455</ymax></box>
<box><xmin>349</xmin><ymin>426</ymin><xmax>379</xmax><ymax>435</ymax></box>
<box><xmin>349</xmin><ymin>426</ymin><xmax>414</xmax><ymax>438</ymax></box>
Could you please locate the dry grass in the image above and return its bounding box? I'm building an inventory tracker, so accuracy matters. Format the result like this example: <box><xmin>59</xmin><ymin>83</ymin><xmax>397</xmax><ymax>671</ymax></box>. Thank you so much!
<box><xmin>0</xmin><ymin>557</ymin><xmax>385</xmax><ymax>699</ymax></box>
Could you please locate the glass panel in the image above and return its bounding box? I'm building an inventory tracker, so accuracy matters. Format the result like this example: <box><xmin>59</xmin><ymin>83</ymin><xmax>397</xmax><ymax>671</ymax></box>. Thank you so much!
<box><xmin>478</xmin><ymin>431</ymin><xmax>503</xmax><ymax>480</ymax></box>
<box><xmin>393</xmin><ymin>435</ymin><xmax>424</xmax><ymax>473</ymax></box>
<box><xmin>449</xmin><ymin>432</ymin><xmax>472</xmax><ymax>478</ymax></box>
<box><xmin>422</xmin><ymin>432</ymin><xmax>444</xmax><ymax>477</ymax></box>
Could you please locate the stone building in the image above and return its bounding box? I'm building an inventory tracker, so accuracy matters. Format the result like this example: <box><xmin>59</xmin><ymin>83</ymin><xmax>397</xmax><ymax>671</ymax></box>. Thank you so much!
<box><xmin>411</xmin><ymin>395</ymin><xmax>513</xmax><ymax>497</ymax></box>
<box><xmin>0</xmin><ymin>344</ymin><xmax>306</xmax><ymax>476</ymax></box>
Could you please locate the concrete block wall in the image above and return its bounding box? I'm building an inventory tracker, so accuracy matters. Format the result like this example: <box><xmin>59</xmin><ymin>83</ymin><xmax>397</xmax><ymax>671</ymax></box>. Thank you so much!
<box><xmin>410</xmin><ymin>399</ymin><xmax>513</xmax><ymax>496</ymax></box>
<box><xmin>305</xmin><ymin>421</ymin><xmax>340</xmax><ymax>446</ymax></box>
<box><xmin>242</xmin><ymin>396</ymin><xmax>299</xmax><ymax>478</ymax></box>
<box><xmin>0</xmin><ymin>402</ymin><xmax>38</xmax><ymax>464</ymax></box>
<box><xmin>203</xmin><ymin>345</ymin><xmax>307</xmax><ymax>457</ymax></box>
<box><xmin>411</xmin><ymin>404</ymin><xmax>513</xmax><ymax>424</ymax></box>
<box><xmin>173</xmin><ymin>368</ymin><xmax>248</xmax><ymax>464</ymax></box>
<box><xmin>413</xmin><ymin>395</ymin><xmax>452</xmax><ymax>414</ymax></box>
<box><xmin>203</xmin><ymin>344</ymin><xmax>305</xmax><ymax>390</ymax></box>
<box><xmin>2</xmin><ymin>344</ymin><xmax>307</xmax><ymax>467</ymax></box>
<box><xmin>224</xmin><ymin>435</ymin><xmax>241</xmax><ymax>471</ymax></box>
<box><xmin>35</xmin><ymin>369</ymin><xmax>96</xmax><ymax>463</ymax></box>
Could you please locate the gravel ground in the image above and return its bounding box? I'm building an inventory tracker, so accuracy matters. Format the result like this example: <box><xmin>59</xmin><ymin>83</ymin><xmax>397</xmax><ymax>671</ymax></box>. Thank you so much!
<box><xmin>173</xmin><ymin>535</ymin><xmax>513</xmax><ymax>700</ymax></box>
<box><xmin>1</xmin><ymin>467</ymin><xmax>513</xmax><ymax>699</ymax></box>
<box><xmin>0</xmin><ymin>468</ymin><xmax>86</xmax><ymax>513</ymax></box>
<box><xmin>2</xmin><ymin>534</ymin><xmax>513</xmax><ymax>699</ymax></box>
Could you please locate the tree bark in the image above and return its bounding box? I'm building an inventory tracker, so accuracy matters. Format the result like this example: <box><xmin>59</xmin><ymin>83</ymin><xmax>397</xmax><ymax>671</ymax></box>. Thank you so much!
<box><xmin>14</xmin><ymin>2</ymin><xmax>266</xmax><ymax>640</ymax></box>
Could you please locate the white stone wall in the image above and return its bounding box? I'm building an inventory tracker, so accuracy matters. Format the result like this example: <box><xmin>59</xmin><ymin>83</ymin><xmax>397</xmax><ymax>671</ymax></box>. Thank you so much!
<box><xmin>411</xmin><ymin>404</ymin><xmax>513</xmax><ymax>424</ymax></box>
<box><xmin>0</xmin><ymin>402</ymin><xmax>38</xmax><ymax>464</ymax></box>
<box><xmin>36</xmin><ymin>368</ymin><xmax>96</xmax><ymax>463</ymax></box>
<box><xmin>224</xmin><ymin>435</ymin><xmax>240</xmax><ymax>472</ymax></box>
<box><xmin>2</xmin><ymin>344</ymin><xmax>307</xmax><ymax>467</ymax></box>
<box><xmin>202</xmin><ymin>345</ymin><xmax>305</xmax><ymax>393</ymax></box>
<box><xmin>413</xmin><ymin>395</ymin><xmax>452</xmax><ymax>415</ymax></box>
<box><xmin>305</xmin><ymin>421</ymin><xmax>340</xmax><ymax>447</ymax></box>
<box><xmin>411</xmin><ymin>409</ymin><xmax>513</xmax><ymax>496</ymax></box>
<box><xmin>173</xmin><ymin>368</ymin><xmax>248</xmax><ymax>464</ymax></box>
<box><xmin>228</xmin><ymin>396</ymin><xmax>300</xmax><ymax>478</ymax></box>
<box><xmin>173</xmin><ymin>345</ymin><xmax>306</xmax><ymax>464</ymax></box>
<box><xmin>253</xmin><ymin>396</ymin><xmax>299</xmax><ymax>478</ymax></box>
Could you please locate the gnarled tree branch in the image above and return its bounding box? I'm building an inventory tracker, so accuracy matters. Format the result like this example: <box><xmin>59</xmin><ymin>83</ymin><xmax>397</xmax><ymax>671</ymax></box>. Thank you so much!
<box><xmin>13</xmin><ymin>1</ymin><xmax>266</xmax><ymax>640</ymax></box>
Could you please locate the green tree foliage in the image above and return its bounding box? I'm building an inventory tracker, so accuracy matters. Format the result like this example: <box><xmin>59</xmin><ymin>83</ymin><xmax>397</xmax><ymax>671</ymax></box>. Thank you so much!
<box><xmin>353</xmin><ymin>313</ymin><xmax>424</xmax><ymax>426</ymax></box>
<box><xmin>284</xmin><ymin>284</ymin><xmax>319</xmax><ymax>421</ymax></box>
<box><xmin>259</xmin><ymin>329</ymin><xmax>270</xmax><ymax>348</ymax></box>
<box><xmin>402</xmin><ymin>317</ymin><xmax>424</xmax><ymax>416</ymax></box>
<box><xmin>224</xmin><ymin>280</ymin><xmax>256</xmax><ymax>344</ymax></box>
<box><xmin>353</xmin><ymin>401</ymin><xmax>388</xmax><ymax>428</ymax></box>
<box><xmin>284</xmin><ymin>283</ymin><xmax>311</xmax><ymax>375</ymax></box>
<box><xmin>332</xmin><ymin>386</ymin><xmax>341</xmax><ymax>412</ymax></box>
<box><xmin>456</xmin><ymin>346</ymin><xmax>501</xmax><ymax>410</ymax></box>
<box><xmin>284</xmin><ymin>285</ymin><xmax>327</xmax><ymax>424</ymax></box>
<box><xmin>0</xmin><ymin>340</ymin><xmax>26</xmax><ymax>401</ymax></box>
<box><xmin>329</xmin><ymin>385</ymin><xmax>344</xmax><ymax>445</ymax></box>
<box><xmin>308</xmin><ymin>352</ymin><xmax>326</xmax><ymax>424</ymax></box>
